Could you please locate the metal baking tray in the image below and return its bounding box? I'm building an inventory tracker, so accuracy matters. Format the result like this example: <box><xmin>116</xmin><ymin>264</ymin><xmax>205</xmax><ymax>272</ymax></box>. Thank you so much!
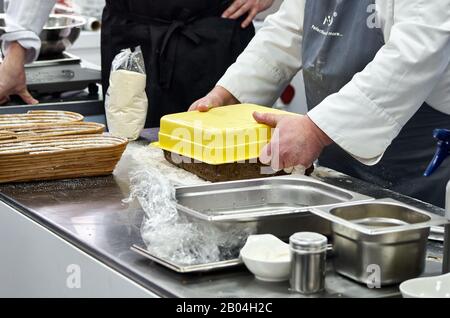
<box><xmin>175</xmin><ymin>175</ymin><xmax>373</xmax><ymax>222</ymax></box>
<box><xmin>131</xmin><ymin>244</ymin><xmax>242</xmax><ymax>273</ymax></box>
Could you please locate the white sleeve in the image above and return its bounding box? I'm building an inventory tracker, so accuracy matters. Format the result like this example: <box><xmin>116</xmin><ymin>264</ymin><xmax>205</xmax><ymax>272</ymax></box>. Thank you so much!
<box><xmin>1</xmin><ymin>0</ymin><xmax>56</xmax><ymax>63</ymax></box>
<box><xmin>217</xmin><ymin>0</ymin><xmax>305</xmax><ymax>106</ymax></box>
<box><xmin>307</xmin><ymin>0</ymin><xmax>450</xmax><ymax>164</ymax></box>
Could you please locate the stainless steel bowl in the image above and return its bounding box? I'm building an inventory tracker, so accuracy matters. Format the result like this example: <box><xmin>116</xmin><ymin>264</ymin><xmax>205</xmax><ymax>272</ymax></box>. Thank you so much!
<box><xmin>0</xmin><ymin>14</ymin><xmax>86</xmax><ymax>58</ymax></box>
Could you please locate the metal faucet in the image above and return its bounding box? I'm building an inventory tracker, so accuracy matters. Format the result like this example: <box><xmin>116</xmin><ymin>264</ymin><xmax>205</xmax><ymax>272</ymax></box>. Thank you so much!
<box><xmin>424</xmin><ymin>128</ymin><xmax>450</xmax><ymax>273</ymax></box>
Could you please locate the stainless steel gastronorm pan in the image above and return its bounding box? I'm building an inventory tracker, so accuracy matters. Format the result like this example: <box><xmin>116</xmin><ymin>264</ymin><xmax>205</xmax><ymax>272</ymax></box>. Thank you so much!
<box><xmin>175</xmin><ymin>175</ymin><xmax>373</xmax><ymax>239</ymax></box>
<box><xmin>311</xmin><ymin>199</ymin><xmax>450</xmax><ymax>285</ymax></box>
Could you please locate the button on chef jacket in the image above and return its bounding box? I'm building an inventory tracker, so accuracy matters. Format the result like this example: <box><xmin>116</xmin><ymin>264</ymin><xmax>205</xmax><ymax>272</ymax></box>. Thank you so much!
<box><xmin>217</xmin><ymin>0</ymin><xmax>450</xmax><ymax>165</ymax></box>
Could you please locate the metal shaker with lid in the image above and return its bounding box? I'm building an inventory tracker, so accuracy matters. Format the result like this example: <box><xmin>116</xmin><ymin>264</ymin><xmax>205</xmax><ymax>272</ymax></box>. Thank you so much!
<box><xmin>289</xmin><ymin>232</ymin><xmax>328</xmax><ymax>294</ymax></box>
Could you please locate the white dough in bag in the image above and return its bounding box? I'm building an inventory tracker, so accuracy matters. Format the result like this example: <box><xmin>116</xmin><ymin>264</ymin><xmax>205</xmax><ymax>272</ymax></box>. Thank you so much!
<box><xmin>105</xmin><ymin>69</ymin><xmax>148</xmax><ymax>140</ymax></box>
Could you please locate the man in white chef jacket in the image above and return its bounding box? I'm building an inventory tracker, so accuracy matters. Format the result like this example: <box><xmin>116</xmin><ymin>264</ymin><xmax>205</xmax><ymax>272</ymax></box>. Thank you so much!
<box><xmin>190</xmin><ymin>0</ymin><xmax>450</xmax><ymax>208</ymax></box>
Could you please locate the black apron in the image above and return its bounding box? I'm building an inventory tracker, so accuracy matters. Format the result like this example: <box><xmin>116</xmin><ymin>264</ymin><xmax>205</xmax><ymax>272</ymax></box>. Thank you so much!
<box><xmin>101</xmin><ymin>0</ymin><xmax>255</xmax><ymax>127</ymax></box>
<box><xmin>303</xmin><ymin>0</ymin><xmax>450</xmax><ymax>208</ymax></box>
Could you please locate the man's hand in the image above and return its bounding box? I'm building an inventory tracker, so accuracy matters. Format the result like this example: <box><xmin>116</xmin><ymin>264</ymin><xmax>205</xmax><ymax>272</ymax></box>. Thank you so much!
<box><xmin>253</xmin><ymin>112</ymin><xmax>333</xmax><ymax>170</ymax></box>
<box><xmin>189</xmin><ymin>86</ymin><xmax>239</xmax><ymax>112</ymax></box>
<box><xmin>222</xmin><ymin>0</ymin><xmax>275</xmax><ymax>28</ymax></box>
<box><xmin>0</xmin><ymin>42</ymin><xmax>38</xmax><ymax>105</ymax></box>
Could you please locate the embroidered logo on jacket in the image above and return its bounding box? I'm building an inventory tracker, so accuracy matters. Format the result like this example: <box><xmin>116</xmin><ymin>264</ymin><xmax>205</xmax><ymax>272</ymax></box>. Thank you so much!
<box><xmin>323</xmin><ymin>12</ymin><xmax>338</xmax><ymax>27</ymax></box>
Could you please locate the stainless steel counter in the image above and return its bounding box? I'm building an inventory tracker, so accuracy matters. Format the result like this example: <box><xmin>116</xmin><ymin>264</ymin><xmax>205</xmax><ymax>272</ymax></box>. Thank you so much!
<box><xmin>0</xmin><ymin>129</ymin><xmax>445</xmax><ymax>298</ymax></box>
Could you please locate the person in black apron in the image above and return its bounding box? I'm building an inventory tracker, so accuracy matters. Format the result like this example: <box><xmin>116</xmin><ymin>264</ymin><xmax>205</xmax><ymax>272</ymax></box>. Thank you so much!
<box><xmin>101</xmin><ymin>0</ymin><xmax>262</xmax><ymax>128</ymax></box>
<box><xmin>301</xmin><ymin>0</ymin><xmax>450</xmax><ymax>208</ymax></box>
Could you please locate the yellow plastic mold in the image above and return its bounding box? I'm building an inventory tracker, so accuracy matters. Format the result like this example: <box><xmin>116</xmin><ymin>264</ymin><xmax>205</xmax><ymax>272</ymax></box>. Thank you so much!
<box><xmin>153</xmin><ymin>104</ymin><xmax>295</xmax><ymax>165</ymax></box>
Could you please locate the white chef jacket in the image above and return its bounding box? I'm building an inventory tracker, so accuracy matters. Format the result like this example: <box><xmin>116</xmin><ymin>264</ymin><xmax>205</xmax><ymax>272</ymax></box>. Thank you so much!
<box><xmin>218</xmin><ymin>0</ymin><xmax>450</xmax><ymax>164</ymax></box>
<box><xmin>1</xmin><ymin>0</ymin><xmax>56</xmax><ymax>63</ymax></box>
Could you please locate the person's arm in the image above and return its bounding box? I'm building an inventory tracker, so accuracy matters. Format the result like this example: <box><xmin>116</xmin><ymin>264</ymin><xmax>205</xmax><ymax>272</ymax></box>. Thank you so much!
<box><xmin>2</xmin><ymin>0</ymin><xmax>56</xmax><ymax>63</ymax></box>
<box><xmin>0</xmin><ymin>42</ymin><xmax>37</xmax><ymax>104</ymax></box>
<box><xmin>0</xmin><ymin>0</ymin><xmax>56</xmax><ymax>104</ymax></box>
<box><xmin>190</xmin><ymin>0</ymin><xmax>304</xmax><ymax>110</ymax></box>
<box><xmin>307</xmin><ymin>0</ymin><xmax>450</xmax><ymax>164</ymax></box>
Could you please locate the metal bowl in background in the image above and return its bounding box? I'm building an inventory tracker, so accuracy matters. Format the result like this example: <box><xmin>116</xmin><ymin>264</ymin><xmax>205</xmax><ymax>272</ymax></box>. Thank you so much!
<box><xmin>0</xmin><ymin>14</ymin><xmax>86</xmax><ymax>58</ymax></box>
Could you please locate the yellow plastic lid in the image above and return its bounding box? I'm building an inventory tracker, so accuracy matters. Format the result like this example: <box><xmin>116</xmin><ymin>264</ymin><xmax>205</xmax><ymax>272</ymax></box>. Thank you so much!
<box><xmin>153</xmin><ymin>104</ymin><xmax>295</xmax><ymax>165</ymax></box>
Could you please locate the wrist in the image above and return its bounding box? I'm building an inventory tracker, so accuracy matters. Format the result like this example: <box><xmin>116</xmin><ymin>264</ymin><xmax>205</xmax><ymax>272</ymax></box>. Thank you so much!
<box><xmin>305</xmin><ymin>115</ymin><xmax>333</xmax><ymax>147</ymax></box>
<box><xmin>213</xmin><ymin>85</ymin><xmax>240</xmax><ymax>105</ymax></box>
<box><xmin>5</xmin><ymin>42</ymin><xmax>27</xmax><ymax>64</ymax></box>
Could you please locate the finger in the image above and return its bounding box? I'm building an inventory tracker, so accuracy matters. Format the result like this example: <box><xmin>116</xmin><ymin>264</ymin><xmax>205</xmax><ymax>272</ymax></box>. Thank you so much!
<box><xmin>241</xmin><ymin>7</ymin><xmax>258</xmax><ymax>28</ymax></box>
<box><xmin>189</xmin><ymin>100</ymin><xmax>214</xmax><ymax>112</ymax></box>
<box><xmin>229</xmin><ymin>3</ymin><xmax>252</xmax><ymax>20</ymax></box>
<box><xmin>189</xmin><ymin>99</ymin><xmax>207</xmax><ymax>111</ymax></box>
<box><xmin>18</xmin><ymin>89</ymin><xmax>38</xmax><ymax>105</ymax></box>
<box><xmin>253</xmin><ymin>112</ymin><xmax>282</xmax><ymax>127</ymax></box>
<box><xmin>292</xmin><ymin>165</ymin><xmax>306</xmax><ymax>175</ymax></box>
<box><xmin>281</xmin><ymin>154</ymin><xmax>296</xmax><ymax>172</ymax></box>
<box><xmin>283</xmin><ymin>167</ymin><xmax>294</xmax><ymax>174</ymax></box>
<box><xmin>222</xmin><ymin>0</ymin><xmax>245</xmax><ymax>18</ymax></box>
<box><xmin>188</xmin><ymin>100</ymin><xmax>201</xmax><ymax>111</ymax></box>
<box><xmin>259</xmin><ymin>143</ymin><xmax>272</xmax><ymax>165</ymax></box>
<box><xmin>197</xmin><ymin>104</ymin><xmax>212</xmax><ymax>112</ymax></box>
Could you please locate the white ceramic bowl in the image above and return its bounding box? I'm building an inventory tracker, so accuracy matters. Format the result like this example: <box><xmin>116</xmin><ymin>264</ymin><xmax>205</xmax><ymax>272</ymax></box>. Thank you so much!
<box><xmin>400</xmin><ymin>273</ymin><xmax>450</xmax><ymax>298</ymax></box>
<box><xmin>240</xmin><ymin>234</ymin><xmax>291</xmax><ymax>282</ymax></box>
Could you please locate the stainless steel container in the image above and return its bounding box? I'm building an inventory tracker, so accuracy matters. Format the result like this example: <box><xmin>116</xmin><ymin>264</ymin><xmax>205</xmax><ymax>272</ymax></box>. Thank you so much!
<box><xmin>175</xmin><ymin>175</ymin><xmax>373</xmax><ymax>240</ymax></box>
<box><xmin>312</xmin><ymin>199</ymin><xmax>449</xmax><ymax>285</ymax></box>
<box><xmin>290</xmin><ymin>232</ymin><xmax>328</xmax><ymax>294</ymax></box>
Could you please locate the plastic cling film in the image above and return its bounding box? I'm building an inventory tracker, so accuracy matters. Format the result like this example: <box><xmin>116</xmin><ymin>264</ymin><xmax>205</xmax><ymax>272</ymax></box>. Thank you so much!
<box><xmin>124</xmin><ymin>163</ymin><xmax>255</xmax><ymax>265</ymax></box>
